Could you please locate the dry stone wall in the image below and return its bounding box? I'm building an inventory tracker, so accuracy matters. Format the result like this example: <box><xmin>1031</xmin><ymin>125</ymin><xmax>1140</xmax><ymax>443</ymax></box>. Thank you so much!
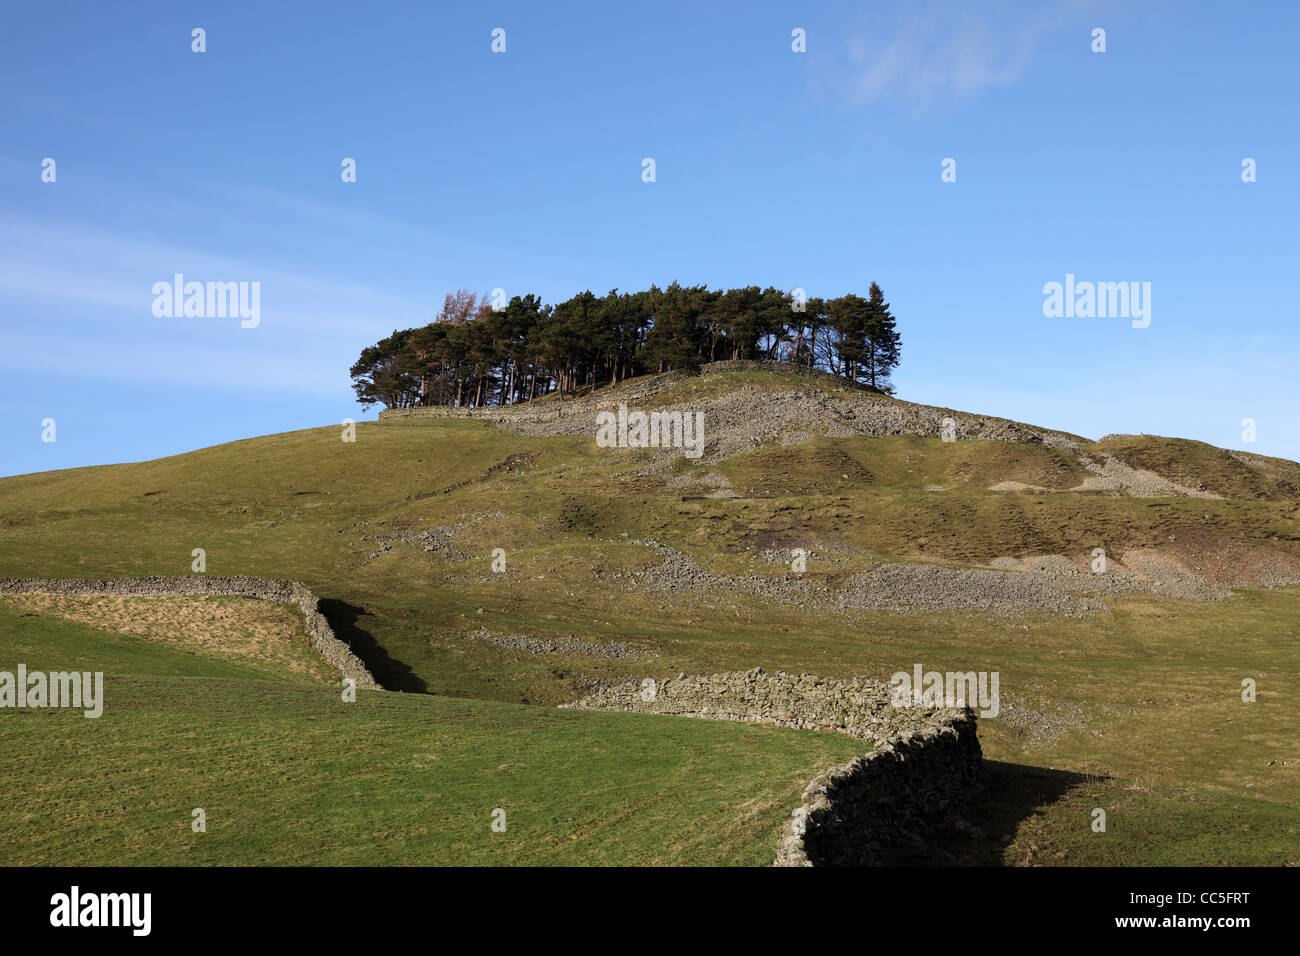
<box><xmin>0</xmin><ymin>576</ymin><xmax>381</xmax><ymax>690</ymax></box>
<box><xmin>377</xmin><ymin>367</ymin><xmax>690</xmax><ymax>422</ymax></box>
<box><xmin>563</xmin><ymin>667</ymin><xmax>958</xmax><ymax>742</ymax></box>
<box><xmin>377</xmin><ymin>361</ymin><xmax>859</xmax><ymax>423</ymax></box>
<box><xmin>775</xmin><ymin>716</ymin><xmax>982</xmax><ymax>866</ymax></box>
<box><xmin>564</xmin><ymin>667</ymin><xmax>982</xmax><ymax>865</ymax></box>
<box><xmin>691</xmin><ymin>358</ymin><xmax>880</xmax><ymax>390</ymax></box>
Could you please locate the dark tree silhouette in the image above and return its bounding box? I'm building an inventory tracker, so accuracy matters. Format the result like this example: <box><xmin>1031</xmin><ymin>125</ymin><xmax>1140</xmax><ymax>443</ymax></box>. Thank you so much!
<box><xmin>350</xmin><ymin>282</ymin><xmax>903</xmax><ymax>409</ymax></box>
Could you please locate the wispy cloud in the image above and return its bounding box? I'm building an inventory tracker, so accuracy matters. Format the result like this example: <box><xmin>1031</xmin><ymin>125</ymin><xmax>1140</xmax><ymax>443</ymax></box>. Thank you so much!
<box><xmin>0</xmin><ymin>212</ymin><xmax>430</xmax><ymax>332</ymax></box>
<box><xmin>0</xmin><ymin>210</ymin><xmax>431</xmax><ymax>396</ymax></box>
<box><xmin>836</xmin><ymin>1</ymin><xmax>1083</xmax><ymax>113</ymax></box>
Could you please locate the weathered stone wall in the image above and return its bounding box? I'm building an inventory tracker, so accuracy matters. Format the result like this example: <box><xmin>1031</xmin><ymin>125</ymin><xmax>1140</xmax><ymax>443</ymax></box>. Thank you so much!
<box><xmin>562</xmin><ymin>667</ymin><xmax>959</xmax><ymax>742</ymax></box>
<box><xmin>376</xmin><ymin>360</ymin><xmax>871</xmax><ymax>422</ymax></box>
<box><xmin>563</xmin><ymin>667</ymin><xmax>982</xmax><ymax>865</ymax></box>
<box><xmin>692</xmin><ymin>359</ymin><xmax>880</xmax><ymax>391</ymax></box>
<box><xmin>376</xmin><ymin>370</ymin><xmax>680</xmax><ymax>422</ymax></box>
<box><xmin>775</xmin><ymin>716</ymin><xmax>983</xmax><ymax>866</ymax></box>
<box><xmin>0</xmin><ymin>576</ymin><xmax>382</xmax><ymax>690</ymax></box>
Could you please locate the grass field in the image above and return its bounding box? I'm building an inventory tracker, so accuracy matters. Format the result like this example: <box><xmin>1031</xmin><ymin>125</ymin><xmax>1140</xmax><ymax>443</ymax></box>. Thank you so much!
<box><xmin>2</xmin><ymin>368</ymin><xmax>1298</xmax><ymax>865</ymax></box>
<box><xmin>0</xmin><ymin>602</ymin><xmax>863</xmax><ymax>865</ymax></box>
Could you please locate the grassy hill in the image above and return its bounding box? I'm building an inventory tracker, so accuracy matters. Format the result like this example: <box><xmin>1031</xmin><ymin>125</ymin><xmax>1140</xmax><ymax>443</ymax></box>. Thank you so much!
<box><xmin>3</xmin><ymin>365</ymin><xmax>1299</xmax><ymax>864</ymax></box>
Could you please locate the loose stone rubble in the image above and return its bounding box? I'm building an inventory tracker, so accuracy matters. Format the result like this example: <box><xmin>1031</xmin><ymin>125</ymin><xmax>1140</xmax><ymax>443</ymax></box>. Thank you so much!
<box><xmin>471</xmin><ymin>628</ymin><xmax>649</xmax><ymax>660</ymax></box>
<box><xmin>606</xmin><ymin>540</ymin><xmax>1235</xmax><ymax>618</ymax></box>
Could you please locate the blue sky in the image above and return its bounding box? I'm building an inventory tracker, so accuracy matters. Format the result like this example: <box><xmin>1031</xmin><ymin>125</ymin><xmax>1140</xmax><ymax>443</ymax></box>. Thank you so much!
<box><xmin>2</xmin><ymin>0</ymin><xmax>1297</xmax><ymax>477</ymax></box>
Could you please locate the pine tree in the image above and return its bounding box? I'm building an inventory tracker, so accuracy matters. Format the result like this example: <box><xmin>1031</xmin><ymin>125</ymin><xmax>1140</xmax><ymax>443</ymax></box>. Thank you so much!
<box><xmin>350</xmin><ymin>281</ymin><xmax>902</xmax><ymax>408</ymax></box>
<box><xmin>642</xmin><ymin>283</ymin><xmax>702</xmax><ymax>372</ymax></box>
<box><xmin>863</xmin><ymin>281</ymin><xmax>901</xmax><ymax>394</ymax></box>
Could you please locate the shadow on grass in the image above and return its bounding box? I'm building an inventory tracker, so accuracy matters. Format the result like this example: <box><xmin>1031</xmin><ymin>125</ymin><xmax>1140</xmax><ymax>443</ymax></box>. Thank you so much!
<box><xmin>894</xmin><ymin>759</ymin><xmax>1102</xmax><ymax>866</ymax></box>
<box><xmin>318</xmin><ymin>598</ymin><xmax>428</xmax><ymax>693</ymax></box>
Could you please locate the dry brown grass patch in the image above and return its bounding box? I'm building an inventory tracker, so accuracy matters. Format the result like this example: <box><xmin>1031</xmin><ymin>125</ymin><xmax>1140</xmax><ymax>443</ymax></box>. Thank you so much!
<box><xmin>0</xmin><ymin>592</ymin><xmax>334</xmax><ymax>682</ymax></box>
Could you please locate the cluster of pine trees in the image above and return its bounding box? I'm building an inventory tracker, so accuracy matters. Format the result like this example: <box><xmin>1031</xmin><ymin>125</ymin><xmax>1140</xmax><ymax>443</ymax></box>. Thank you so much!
<box><xmin>349</xmin><ymin>281</ymin><xmax>901</xmax><ymax>409</ymax></box>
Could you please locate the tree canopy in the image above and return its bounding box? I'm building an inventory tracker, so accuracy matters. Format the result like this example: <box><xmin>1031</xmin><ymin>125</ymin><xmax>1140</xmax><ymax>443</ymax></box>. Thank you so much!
<box><xmin>350</xmin><ymin>283</ymin><xmax>902</xmax><ymax>409</ymax></box>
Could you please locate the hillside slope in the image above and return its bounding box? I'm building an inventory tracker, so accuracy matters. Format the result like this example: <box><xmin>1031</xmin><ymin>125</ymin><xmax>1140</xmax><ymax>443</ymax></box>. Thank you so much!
<box><xmin>3</xmin><ymin>364</ymin><xmax>1298</xmax><ymax>698</ymax></box>
<box><xmin>3</xmin><ymin>364</ymin><xmax>1299</xmax><ymax>865</ymax></box>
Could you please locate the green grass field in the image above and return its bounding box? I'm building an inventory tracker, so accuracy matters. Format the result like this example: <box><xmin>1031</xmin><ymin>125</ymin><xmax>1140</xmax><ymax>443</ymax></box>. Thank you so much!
<box><xmin>2</xmin><ymin>368</ymin><xmax>1298</xmax><ymax>865</ymax></box>
<box><xmin>0</xmin><ymin>603</ymin><xmax>863</xmax><ymax>865</ymax></box>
